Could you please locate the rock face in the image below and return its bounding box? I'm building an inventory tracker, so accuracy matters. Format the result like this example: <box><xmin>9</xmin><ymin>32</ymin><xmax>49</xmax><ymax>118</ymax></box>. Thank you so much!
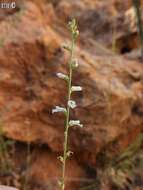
<box><xmin>0</xmin><ymin>0</ymin><xmax>143</xmax><ymax>189</ymax></box>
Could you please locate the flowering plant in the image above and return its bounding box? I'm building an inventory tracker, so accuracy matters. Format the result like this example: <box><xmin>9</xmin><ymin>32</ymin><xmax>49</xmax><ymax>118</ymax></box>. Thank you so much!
<box><xmin>52</xmin><ymin>19</ymin><xmax>83</xmax><ymax>190</ymax></box>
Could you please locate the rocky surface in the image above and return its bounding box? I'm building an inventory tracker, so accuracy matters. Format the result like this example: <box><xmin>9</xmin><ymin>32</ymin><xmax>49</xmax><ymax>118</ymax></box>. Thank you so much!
<box><xmin>0</xmin><ymin>0</ymin><xmax>143</xmax><ymax>190</ymax></box>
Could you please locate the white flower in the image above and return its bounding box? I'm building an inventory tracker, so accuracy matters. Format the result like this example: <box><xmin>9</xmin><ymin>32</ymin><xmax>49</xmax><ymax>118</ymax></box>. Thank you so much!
<box><xmin>66</xmin><ymin>151</ymin><xmax>73</xmax><ymax>158</ymax></box>
<box><xmin>71</xmin><ymin>86</ymin><xmax>82</xmax><ymax>92</ymax></box>
<box><xmin>56</xmin><ymin>73</ymin><xmax>69</xmax><ymax>81</ymax></box>
<box><xmin>69</xmin><ymin>120</ymin><xmax>83</xmax><ymax>128</ymax></box>
<box><xmin>68</xmin><ymin>100</ymin><xmax>77</xmax><ymax>109</ymax></box>
<box><xmin>52</xmin><ymin>106</ymin><xmax>66</xmax><ymax>114</ymax></box>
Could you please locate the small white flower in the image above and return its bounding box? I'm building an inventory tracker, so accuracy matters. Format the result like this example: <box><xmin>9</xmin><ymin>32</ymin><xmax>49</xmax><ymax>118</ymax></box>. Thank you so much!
<box><xmin>71</xmin><ymin>86</ymin><xmax>82</xmax><ymax>92</ymax></box>
<box><xmin>57</xmin><ymin>156</ymin><xmax>64</xmax><ymax>163</ymax></box>
<box><xmin>68</xmin><ymin>100</ymin><xmax>77</xmax><ymax>109</ymax></box>
<box><xmin>69</xmin><ymin>120</ymin><xmax>83</xmax><ymax>127</ymax></box>
<box><xmin>66</xmin><ymin>151</ymin><xmax>73</xmax><ymax>158</ymax></box>
<box><xmin>56</xmin><ymin>73</ymin><xmax>69</xmax><ymax>81</ymax></box>
<box><xmin>52</xmin><ymin>106</ymin><xmax>66</xmax><ymax>114</ymax></box>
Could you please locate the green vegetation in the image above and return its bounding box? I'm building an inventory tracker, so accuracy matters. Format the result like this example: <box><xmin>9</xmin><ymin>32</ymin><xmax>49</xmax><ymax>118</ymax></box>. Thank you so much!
<box><xmin>108</xmin><ymin>133</ymin><xmax>143</xmax><ymax>187</ymax></box>
<box><xmin>79</xmin><ymin>133</ymin><xmax>143</xmax><ymax>190</ymax></box>
<box><xmin>0</xmin><ymin>124</ymin><xmax>13</xmax><ymax>173</ymax></box>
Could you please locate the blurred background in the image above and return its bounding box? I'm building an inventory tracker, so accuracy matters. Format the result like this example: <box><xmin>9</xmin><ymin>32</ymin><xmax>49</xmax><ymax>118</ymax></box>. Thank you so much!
<box><xmin>0</xmin><ymin>0</ymin><xmax>143</xmax><ymax>190</ymax></box>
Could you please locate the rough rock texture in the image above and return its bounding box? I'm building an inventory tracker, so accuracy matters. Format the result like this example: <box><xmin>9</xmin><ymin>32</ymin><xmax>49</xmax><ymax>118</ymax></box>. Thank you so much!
<box><xmin>56</xmin><ymin>0</ymin><xmax>143</xmax><ymax>53</ymax></box>
<box><xmin>0</xmin><ymin>0</ymin><xmax>143</xmax><ymax>189</ymax></box>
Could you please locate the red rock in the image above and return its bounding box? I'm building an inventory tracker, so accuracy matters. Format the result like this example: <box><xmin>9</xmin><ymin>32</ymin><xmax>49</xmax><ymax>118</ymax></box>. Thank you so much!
<box><xmin>0</xmin><ymin>0</ymin><xmax>142</xmax><ymax>163</ymax></box>
<box><xmin>0</xmin><ymin>0</ymin><xmax>143</xmax><ymax>189</ymax></box>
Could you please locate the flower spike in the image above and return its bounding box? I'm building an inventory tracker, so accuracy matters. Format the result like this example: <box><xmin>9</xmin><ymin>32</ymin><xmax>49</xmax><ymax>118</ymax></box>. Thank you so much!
<box><xmin>53</xmin><ymin>19</ymin><xmax>83</xmax><ymax>190</ymax></box>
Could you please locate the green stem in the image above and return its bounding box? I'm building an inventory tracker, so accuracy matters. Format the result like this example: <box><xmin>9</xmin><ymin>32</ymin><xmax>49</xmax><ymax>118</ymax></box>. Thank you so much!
<box><xmin>61</xmin><ymin>36</ymin><xmax>75</xmax><ymax>190</ymax></box>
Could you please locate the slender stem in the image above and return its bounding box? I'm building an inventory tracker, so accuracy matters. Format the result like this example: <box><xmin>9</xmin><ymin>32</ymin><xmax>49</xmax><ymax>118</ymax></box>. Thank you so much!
<box><xmin>61</xmin><ymin>36</ymin><xmax>75</xmax><ymax>190</ymax></box>
<box><xmin>132</xmin><ymin>0</ymin><xmax>143</xmax><ymax>60</ymax></box>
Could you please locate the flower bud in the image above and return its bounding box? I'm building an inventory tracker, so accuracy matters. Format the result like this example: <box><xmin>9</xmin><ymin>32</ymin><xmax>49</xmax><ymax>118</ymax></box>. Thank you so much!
<box><xmin>62</xmin><ymin>44</ymin><xmax>71</xmax><ymax>51</ymax></box>
<box><xmin>68</xmin><ymin>100</ymin><xmax>77</xmax><ymax>109</ymax></box>
<box><xmin>69</xmin><ymin>120</ymin><xmax>83</xmax><ymax>128</ymax></box>
<box><xmin>71</xmin><ymin>59</ymin><xmax>79</xmax><ymax>69</ymax></box>
<box><xmin>56</xmin><ymin>73</ymin><xmax>69</xmax><ymax>82</ymax></box>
